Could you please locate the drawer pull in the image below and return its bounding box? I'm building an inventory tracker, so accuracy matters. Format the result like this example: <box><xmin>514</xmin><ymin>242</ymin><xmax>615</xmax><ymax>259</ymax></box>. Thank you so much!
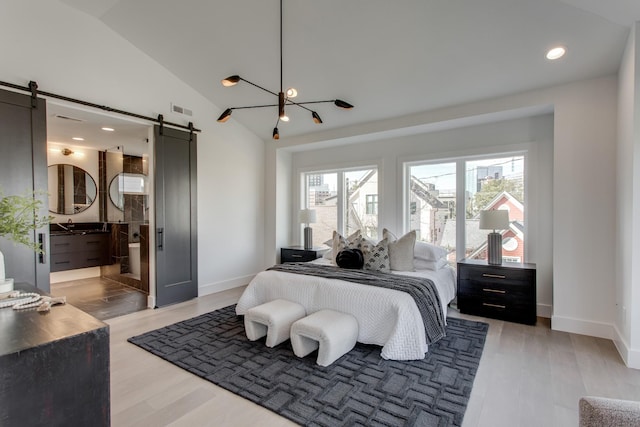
<box><xmin>482</xmin><ymin>273</ymin><xmax>506</xmax><ymax>279</ymax></box>
<box><xmin>483</xmin><ymin>302</ymin><xmax>506</xmax><ymax>309</ymax></box>
<box><xmin>291</xmin><ymin>254</ymin><xmax>303</xmax><ymax>258</ymax></box>
<box><xmin>483</xmin><ymin>288</ymin><xmax>506</xmax><ymax>294</ymax></box>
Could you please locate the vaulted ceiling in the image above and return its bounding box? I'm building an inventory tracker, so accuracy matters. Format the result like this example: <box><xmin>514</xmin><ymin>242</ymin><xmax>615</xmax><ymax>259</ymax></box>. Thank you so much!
<box><xmin>59</xmin><ymin>0</ymin><xmax>640</xmax><ymax>141</ymax></box>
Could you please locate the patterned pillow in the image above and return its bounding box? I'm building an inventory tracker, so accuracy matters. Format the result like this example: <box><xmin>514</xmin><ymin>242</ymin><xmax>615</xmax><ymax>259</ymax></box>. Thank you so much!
<box><xmin>362</xmin><ymin>238</ymin><xmax>390</xmax><ymax>272</ymax></box>
<box><xmin>331</xmin><ymin>230</ymin><xmax>362</xmax><ymax>264</ymax></box>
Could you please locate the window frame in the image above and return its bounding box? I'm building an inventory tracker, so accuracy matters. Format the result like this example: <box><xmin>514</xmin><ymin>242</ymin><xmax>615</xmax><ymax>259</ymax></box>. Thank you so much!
<box><xmin>298</xmin><ymin>162</ymin><xmax>381</xmax><ymax>244</ymax></box>
<box><xmin>403</xmin><ymin>149</ymin><xmax>528</xmax><ymax>263</ymax></box>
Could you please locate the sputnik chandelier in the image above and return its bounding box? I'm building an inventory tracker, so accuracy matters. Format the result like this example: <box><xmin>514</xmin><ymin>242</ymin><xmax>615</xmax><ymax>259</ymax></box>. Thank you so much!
<box><xmin>216</xmin><ymin>0</ymin><xmax>354</xmax><ymax>139</ymax></box>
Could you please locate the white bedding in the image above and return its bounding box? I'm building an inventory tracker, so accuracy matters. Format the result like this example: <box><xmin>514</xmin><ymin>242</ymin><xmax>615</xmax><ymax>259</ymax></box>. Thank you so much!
<box><xmin>235</xmin><ymin>259</ymin><xmax>457</xmax><ymax>360</ymax></box>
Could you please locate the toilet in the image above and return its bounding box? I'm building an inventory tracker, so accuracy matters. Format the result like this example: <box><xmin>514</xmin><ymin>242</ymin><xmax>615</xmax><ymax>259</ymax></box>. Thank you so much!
<box><xmin>128</xmin><ymin>242</ymin><xmax>141</xmax><ymax>277</ymax></box>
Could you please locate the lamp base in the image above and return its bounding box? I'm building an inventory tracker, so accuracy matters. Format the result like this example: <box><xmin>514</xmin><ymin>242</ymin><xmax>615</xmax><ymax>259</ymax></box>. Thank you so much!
<box><xmin>487</xmin><ymin>232</ymin><xmax>502</xmax><ymax>265</ymax></box>
<box><xmin>303</xmin><ymin>227</ymin><xmax>313</xmax><ymax>250</ymax></box>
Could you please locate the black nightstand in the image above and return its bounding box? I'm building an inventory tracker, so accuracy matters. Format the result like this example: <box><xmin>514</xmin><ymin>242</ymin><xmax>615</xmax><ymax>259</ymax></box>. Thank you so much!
<box><xmin>457</xmin><ymin>258</ymin><xmax>537</xmax><ymax>325</ymax></box>
<box><xmin>281</xmin><ymin>246</ymin><xmax>329</xmax><ymax>263</ymax></box>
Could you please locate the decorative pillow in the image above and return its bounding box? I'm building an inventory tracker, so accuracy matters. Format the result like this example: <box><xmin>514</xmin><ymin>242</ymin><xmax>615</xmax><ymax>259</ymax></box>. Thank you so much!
<box><xmin>361</xmin><ymin>238</ymin><xmax>390</xmax><ymax>272</ymax></box>
<box><xmin>414</xmin><ymin>257</ymin><xmax>448</xmax><ymax>271</ymax></box>
<box><xmin>331</xmin><ymin>229</ymin><xmax>361</xmax><ymax>264</ymax></box>
<box><xmin>335</xmin><ymin>248</ymin><xmax>364</xmax><ymax>269</ymax></box>
<box><xmin>414</xmin><ymin>240</ymin><xmax>448</xmax><ymax>262</ymax></box>
<box><xmin>382</xmin><ymin>228</ymin><xmax>416</xmax><ymax>271</ymax></box>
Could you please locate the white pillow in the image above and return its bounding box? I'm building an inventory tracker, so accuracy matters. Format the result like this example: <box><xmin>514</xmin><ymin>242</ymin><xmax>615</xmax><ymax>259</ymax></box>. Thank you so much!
<box><xmin>414</xmin><ymin>257</ymin><xmax>448</xmax><ymax>271</ymax></box>
<box><xmin>414</xmin><ymin>240</ymin><xmax>448</xmax><ymax>262</ymax></box>
<box><xmin>382</xmin><ymin>228</ymin><xmax>415</xmax><ymax>271</ymax></box>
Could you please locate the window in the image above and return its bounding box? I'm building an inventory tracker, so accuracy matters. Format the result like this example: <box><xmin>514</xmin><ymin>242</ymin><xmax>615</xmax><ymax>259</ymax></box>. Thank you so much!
<box><xmin>366</xmin><ymin>194</ymin><xmax>378</xmax><ymax>215</ymax></box>
<box><xmin>303</xmin><ymin>167</ymin><xmax>378</xmax><ymax>244</ymax></box>
<box><xmin>407</xmin><ymin>162</ymin><xmax>456</xmax><ymax>263</ymax></box>
<box><xmin>406</xmin><ymin>153</ymin><xmax>525</xmax><ymax>265</ymax></box>
<box><xmin>465</xmin><ymin>156</ymin><xmax>524</xmax><ymax>263</ymax></box>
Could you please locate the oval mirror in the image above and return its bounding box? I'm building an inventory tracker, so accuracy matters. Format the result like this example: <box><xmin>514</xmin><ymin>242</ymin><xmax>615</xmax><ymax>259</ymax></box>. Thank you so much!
<box><xmin>109</xmin><ymin>172</ymin><xmax>148</xmax><ymax>211</ymax></box>
<box><xmin>47</xmin><ymin>164</ymin><xmax>97</xmax><ymax>215</ymax></box>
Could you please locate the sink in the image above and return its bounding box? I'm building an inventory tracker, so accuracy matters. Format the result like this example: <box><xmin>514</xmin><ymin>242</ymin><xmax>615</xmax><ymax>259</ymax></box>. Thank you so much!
<box><xmin>50</xmin><ymin>229</ymin><xmax>108</xmax><ymax>236</ymax></box>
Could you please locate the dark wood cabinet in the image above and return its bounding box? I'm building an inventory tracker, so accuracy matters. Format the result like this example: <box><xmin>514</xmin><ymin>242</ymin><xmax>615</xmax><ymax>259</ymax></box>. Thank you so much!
<box><xmin>50</xmin><ymin>232</ymin><xmax>111</xmax><ymax>272</ymax></box>
<box><xmin>0</xmin><ymin>283</ymin><xmax>110</xmax><ymax>426</ymax></box>
<box><xmin>457</xmin><ymin>258</ymin><xmax>537</xmax><ymax>325</ymax></box>
<box><xmin>281</xmin><ymin>246</ymin><xmax>329</xmax><ymax>263</ymax></box>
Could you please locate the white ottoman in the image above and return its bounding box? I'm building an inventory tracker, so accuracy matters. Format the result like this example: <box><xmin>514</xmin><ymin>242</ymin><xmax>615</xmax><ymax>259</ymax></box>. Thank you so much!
<box><xmin>290</xmin><ymin>309</ymin><xmax>359</xmax><ymax>367</ymax></box>
<box><xmin>244</xmin><ymin>299</ymin><xmax>306</xmax><ymax>347</ymax></box>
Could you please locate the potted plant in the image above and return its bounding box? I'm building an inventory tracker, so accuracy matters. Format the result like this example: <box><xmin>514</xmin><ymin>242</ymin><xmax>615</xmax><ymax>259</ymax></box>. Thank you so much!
<box><xmin>0</xmin><ymin>190</ymin><xmax>51</xmax><ymax>292</ymax></box>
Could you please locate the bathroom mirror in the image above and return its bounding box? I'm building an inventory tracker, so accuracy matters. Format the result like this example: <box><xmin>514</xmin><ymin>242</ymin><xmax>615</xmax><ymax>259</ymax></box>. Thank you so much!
<box><xmin>47</xmin><ymin>164</ymin><xmax>97</xmax><ymax>215</ymax></box>
<box><xmin>109</xmin><ymin>172</ymin><xmax>148</xmax><ymax>211</ymax></box>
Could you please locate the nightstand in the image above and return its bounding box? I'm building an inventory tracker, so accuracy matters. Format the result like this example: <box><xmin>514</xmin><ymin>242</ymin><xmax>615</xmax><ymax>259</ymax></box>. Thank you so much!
<box><xmin>281</xmin><ymin>246</ymin><xmax>329</xmax><ymax>263</ymax></box>
<box><xmin>457</xmin><ymin>258</ymin><xmax>537</xmax><ymax>325</ymax></box>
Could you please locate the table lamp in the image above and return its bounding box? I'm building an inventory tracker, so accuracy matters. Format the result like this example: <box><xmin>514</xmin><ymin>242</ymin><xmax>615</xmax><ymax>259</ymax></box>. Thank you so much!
<box><xmin>299</xmin><ymin>209</ymin><xmax>317</xmax><ymax>250</ymax></box>
<box><xmin>479</xmin><ymin>209</ymin><xmax>510</xmax><ymax>265</ymax></box>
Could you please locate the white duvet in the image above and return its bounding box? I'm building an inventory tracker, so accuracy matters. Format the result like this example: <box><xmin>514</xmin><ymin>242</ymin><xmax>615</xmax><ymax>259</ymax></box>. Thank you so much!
<box><xmin>235</xmin><ymin>259</ymin><xmax>457</xmax><ymax>360</ymax></box>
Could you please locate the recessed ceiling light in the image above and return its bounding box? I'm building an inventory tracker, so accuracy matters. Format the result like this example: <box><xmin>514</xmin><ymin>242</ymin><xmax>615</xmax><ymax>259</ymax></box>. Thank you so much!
<box><xmin>546</xmin><ymin>46</ymin><xmax>566</xmax><ymax>60</ymax></box>
<box><xmin>72</xmin><ymin>137</ymin><xmax>84</xmax><ymax>141</ymax></box>
<box><xmin>101</xmin><ymin>127</ymin><xmax>115</xmax><ymax>132</ymax></box>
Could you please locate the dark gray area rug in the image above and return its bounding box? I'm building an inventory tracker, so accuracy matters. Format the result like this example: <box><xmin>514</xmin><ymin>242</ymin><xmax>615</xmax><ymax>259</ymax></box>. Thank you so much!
<box><xmin>128</xmin><ymin>305</ymin><xmax>488</xmax><ymax>427</ymax></box>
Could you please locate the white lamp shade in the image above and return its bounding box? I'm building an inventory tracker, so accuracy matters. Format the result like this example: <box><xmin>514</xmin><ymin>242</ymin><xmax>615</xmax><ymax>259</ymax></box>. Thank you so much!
<box><xmin>479</xmin><ymin>210</ymin><xmax>509</xmax><ymax>231</ymax></box>
<box><xmin>299</xmin><ymin>209</ymin><xmax>317</xmax><ymax>224</ymax></box>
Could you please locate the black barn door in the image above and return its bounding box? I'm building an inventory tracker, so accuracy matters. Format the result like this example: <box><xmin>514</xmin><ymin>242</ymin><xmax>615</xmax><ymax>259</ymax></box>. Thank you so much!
<box><xmin>0</xmin><ymin>88</ymin><xmax>49</xmax><ymax>291</ymax></box>
<box><xmin>154</xmin><ymin>125</ymin><xmax>197</xmax><ymax>306</ymax></box>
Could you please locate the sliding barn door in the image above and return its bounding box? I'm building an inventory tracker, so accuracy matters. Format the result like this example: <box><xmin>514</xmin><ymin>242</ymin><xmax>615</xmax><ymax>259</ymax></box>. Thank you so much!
<box><xmin>154</xmin><ymin>125</ymin><xmax>197</xmax><ymax>307</ymax></box>
<box><xmin>0</xmin><ymin>88</ymin><xmax>49</xmax><ymax>291</ymax></box>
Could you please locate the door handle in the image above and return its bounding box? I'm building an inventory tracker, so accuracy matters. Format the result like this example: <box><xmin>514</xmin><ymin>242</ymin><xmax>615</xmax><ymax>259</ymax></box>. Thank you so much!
<box><xmin>38</xmin><ymin>233</ymin><xmax>46</xmax><ymax>264</ymax></box>
<box><xmin>157</xmin><ymin>228</ymin><xmax>164</xmax><ymax>251</ymax></box>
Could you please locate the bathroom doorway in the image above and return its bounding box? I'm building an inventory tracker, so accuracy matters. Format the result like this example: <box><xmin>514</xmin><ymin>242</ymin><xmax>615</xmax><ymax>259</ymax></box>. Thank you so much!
<box><xmin>46</xmin><ymin>103</ymin><xmax>153</xmax><ymax>320</ymax></box>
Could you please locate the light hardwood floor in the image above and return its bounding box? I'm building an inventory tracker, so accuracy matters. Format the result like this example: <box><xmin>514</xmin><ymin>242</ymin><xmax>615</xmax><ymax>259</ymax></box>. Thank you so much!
<box><xmin>107</xmin><ymin>288</ymin><xmax>640</xmax><ymax>427</ymax></box>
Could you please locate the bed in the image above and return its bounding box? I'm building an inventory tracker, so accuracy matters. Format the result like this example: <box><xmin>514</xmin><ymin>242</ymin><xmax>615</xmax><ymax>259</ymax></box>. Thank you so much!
<box><xmin>235</xmin><ymin>257</ymin><xmax>457</xmax><ymax>360</ymax></box>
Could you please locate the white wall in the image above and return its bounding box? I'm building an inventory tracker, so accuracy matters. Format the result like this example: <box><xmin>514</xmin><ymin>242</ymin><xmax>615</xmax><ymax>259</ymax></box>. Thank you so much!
<box><xmin>266</xmin><ymin>75</ymin><xmax>619</xmax><ymax>350</ymax></box>
<box><xmin>0</xmin><ymin>0</ymin><xmax>266</xmax><ymax>296</ymax></box>
<box><xmin>616</xmin><ymin>22</ymin><xmax>640</xmax><ymax>369</ymax></box>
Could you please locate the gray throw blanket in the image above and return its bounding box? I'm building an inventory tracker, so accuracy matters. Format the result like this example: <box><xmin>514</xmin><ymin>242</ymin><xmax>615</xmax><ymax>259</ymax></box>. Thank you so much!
<box><xmin>268</xmin><ymin>263</ymin><xmax>446</xmax><ymax>344</ymax></box>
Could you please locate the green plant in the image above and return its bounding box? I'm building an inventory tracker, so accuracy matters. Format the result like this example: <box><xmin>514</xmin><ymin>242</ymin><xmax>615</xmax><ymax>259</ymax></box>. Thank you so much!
<box><xmin>0</xmin><ymin>191</ymin><xmax>51</xmax><ymax>253</ymax></box>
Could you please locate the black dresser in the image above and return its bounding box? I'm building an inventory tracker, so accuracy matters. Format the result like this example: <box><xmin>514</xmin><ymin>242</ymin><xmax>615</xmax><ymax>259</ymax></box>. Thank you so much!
<box><xmin>457</xmin><ymin>258</ymin><xmax>537</xmax><ymax>325</ymax></box>
<box><xmin>281</xmin><ymin>246</ymin><xmax>329</xmax><ymax>263</ymax></box>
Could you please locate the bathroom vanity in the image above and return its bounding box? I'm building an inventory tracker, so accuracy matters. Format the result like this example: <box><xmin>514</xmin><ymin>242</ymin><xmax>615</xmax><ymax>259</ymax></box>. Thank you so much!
<box><xmin>50</xmin><ymin>223</ymin><xmax>112</xmax><ymax>272</ymax></box>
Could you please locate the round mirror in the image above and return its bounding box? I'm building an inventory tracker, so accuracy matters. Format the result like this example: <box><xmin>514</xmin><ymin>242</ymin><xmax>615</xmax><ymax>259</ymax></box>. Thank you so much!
<box><xmin>47</xmin><ymin>164</ymin><xmax>97</xmax><ymax>215</ymax></box>
<box><xmin>109</xmin><ymin>172</ymin><xmax>148</xmax><ymax>211</ymax></box>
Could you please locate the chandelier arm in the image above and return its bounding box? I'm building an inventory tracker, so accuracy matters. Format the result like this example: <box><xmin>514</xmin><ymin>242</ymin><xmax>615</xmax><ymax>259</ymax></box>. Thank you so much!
<box><xmin>229</xmin><ymin>104</ymin><xmax>279</xmax><ymax>110</ymax></box>
<box><xmin>292</xmin><ymin>100</ymin><xmax>337</xmax><ymax>105</ymax></box>
<box><xmin>284</xmin><ymin>101</ymin><xmax>314</xmax><ymax>113</ymax></box>
<box><xmin>238</xmin><ymin>77</ymin><xmax>280</xmax><ymax>97</ymax></box>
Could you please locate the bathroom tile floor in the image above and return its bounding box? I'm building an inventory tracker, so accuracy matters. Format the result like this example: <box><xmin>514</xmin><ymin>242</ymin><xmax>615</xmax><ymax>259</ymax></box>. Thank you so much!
<box><xmin>51</xmin><ymin>277</ymin><xmax>148</xmax><ymax>321</ymax></box>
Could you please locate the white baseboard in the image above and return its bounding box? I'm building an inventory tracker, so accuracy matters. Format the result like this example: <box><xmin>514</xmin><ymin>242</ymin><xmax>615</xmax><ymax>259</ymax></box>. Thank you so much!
<box><xmin>198</xmin><ymin>274</ymin><xmax>255</xmax><ymax>297</ymax></box>
<box><xmin>551</xmin><ymin>315</ymin><xmax>616</xmax><ymax>340</ymax></box>
<box><xmin>537</xmin><ymin>303</ymin><xmax>552</xmax><ymax>318</ymax></box>
<box><xmin>612</xmin><ymin>324</ymin><xmax>640</xmax><ymax>370</ymax></box>
<box><xmin>50</xmin><ymin>267</ymin><xmax>100</xmax><ymax>284</ymax></box>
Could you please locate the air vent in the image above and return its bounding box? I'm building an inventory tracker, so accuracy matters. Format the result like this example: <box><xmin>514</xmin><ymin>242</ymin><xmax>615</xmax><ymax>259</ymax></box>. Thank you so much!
<box><xmin>54</xmin><ymin>114</ymin><xmax>84</xmax><ymax>122</ymax></box>
<box><xmin>171</xmin><ymin>103</ymin><xmax>193</xmax><ymax>117</ymax></box>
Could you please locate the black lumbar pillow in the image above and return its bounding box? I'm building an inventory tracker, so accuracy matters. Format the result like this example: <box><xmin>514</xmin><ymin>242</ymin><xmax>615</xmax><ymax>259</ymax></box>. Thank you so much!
<box><xmin>336</xmin><ymin>248</ymin><xmax>364</xmax><ymax>269</ymax></box>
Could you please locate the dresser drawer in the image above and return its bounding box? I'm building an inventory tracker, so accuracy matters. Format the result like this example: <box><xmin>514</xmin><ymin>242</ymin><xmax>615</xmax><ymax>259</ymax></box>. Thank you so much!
<box><xmin>281</xmin><ymin>249</ymin><xmax>318</xmax><ymax>263</ymax></box>
<box><xmin>458</xmin><ymin>278</ymin><xmax>533</xmax><ymax>300</ymax></box>
<box><xmin>459</xmin><ymin>265</ymin><xmax>534</xmax><ymax>286</ymax></box>
<box><xmin>458</xmin><ymin>294</ymin><xmax>536</xmax><ymax>324</ymax></box>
